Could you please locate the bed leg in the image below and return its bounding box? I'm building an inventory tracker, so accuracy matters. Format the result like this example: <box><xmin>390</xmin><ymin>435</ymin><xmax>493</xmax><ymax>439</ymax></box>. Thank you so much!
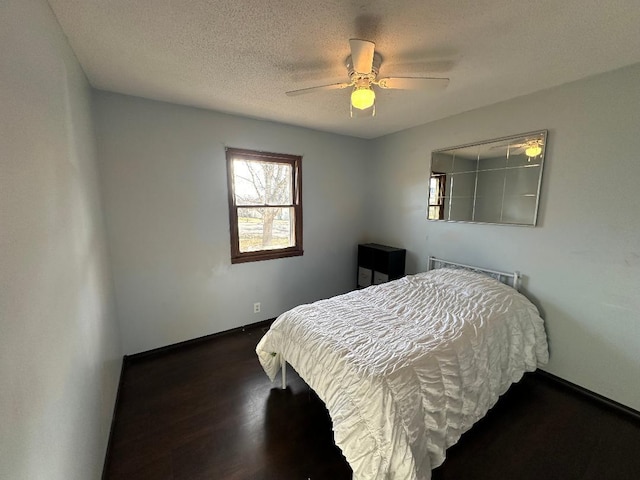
<box><xmin>281</xmin><ymin>356</ymin><xmax>287</xmax><ymax>389</ymax></box>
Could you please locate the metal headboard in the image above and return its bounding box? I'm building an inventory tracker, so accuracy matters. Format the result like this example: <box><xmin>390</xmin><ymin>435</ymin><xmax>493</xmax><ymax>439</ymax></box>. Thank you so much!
<box><xmin>427</xmin><ymin>256</ymin><xmax>521</xmax><ymax>291</ymax></box>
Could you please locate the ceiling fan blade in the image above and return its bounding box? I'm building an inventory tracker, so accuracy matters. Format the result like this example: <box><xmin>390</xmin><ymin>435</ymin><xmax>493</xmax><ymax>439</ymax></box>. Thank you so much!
<box><xmin>285</xmin><ymin>82</ymin><xmax>351</xmax><ymax>96</ymax></box>
<box><xmin>349</xmin><ymin>39</ymin><xmax>375</xmax><ymax>74</ymax></box>
<box><xmin>376</xmin><ymin>77</ymin><xmax>449</xmax><ymax>90</ymax></box>
<box><xmin>490</xmin><ymin>142</ymin><xmax>526</xmax><ymax>149</ymax></box>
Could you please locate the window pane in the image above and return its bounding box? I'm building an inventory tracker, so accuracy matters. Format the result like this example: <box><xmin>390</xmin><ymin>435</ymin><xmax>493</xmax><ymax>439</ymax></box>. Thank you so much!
<box><xmin>233</xmin><ymin>159</ymin><xmax>292</xmax><ymax>206</ymax></box>
<box><xmin>237</xmin><ymin>207</ymin><xmax>294</xmax><ymax>252</ymax></box>
<box><xmin>429</xmin><ymin>177</ymin><xmax>438</xmax><ymax>200</ymax></box>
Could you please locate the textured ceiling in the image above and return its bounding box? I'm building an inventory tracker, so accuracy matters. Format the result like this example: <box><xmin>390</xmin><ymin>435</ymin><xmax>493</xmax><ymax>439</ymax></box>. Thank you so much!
<box><xmin>47</xmin><ymin>0</ymin><xmax>640</xmax><ymax>139</ymax></box>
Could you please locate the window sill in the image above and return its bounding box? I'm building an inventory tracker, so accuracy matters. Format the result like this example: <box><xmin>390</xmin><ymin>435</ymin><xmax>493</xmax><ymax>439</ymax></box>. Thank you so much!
<box><xmin>231</xmin><ymin>248</ymin><xmax>304</xmax><ymax>264</ymax></box>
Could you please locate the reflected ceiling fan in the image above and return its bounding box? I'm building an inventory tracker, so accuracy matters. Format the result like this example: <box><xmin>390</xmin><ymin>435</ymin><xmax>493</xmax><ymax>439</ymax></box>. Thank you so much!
<box><xmin>494</xmin><ymin>138</ymin><xmax>545</xmax><ymax>159</ymax></box>
<box><xmin>285</xmin><ymin>39</ymin><xmax>450</xmax><ymax>117</ymax></box>
<box><xmin>507</xmin><ymin>138</ymin><xmax>544</xmax><ymax>159</ymax></box>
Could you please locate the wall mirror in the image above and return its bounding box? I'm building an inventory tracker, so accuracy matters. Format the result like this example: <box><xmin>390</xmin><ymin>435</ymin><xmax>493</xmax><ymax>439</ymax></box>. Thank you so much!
<box><xmin>428</xmin><ymin>130</ymin><xmax>547</xmax><ymax>226</ymax></box>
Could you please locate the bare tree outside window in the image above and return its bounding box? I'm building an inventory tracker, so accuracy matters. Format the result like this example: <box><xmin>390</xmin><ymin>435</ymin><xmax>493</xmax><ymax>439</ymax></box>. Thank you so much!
<box><xmin>226</xmin><ymin>148</ymin><xmax>303</xmax><ymax>263</ymax></box>
<box><xmin>234</xmin><ymin>160</ymin><xmax>292</xmax><ymax>249</ymax></box>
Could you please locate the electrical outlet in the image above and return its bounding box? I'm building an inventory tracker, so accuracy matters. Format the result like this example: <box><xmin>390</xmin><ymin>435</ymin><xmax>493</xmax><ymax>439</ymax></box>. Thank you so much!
<box><xmin>253</xmin><ymin>302</ymin><xmax>261</xmax><ymax>314</ymax></box>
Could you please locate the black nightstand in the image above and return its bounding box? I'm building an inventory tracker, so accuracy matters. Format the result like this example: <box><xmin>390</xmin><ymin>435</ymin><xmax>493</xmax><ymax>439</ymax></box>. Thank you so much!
<box><xmin>357</xmin><ymin>243</ymin><xmax>406</xmax><ymax>288</ymax></box>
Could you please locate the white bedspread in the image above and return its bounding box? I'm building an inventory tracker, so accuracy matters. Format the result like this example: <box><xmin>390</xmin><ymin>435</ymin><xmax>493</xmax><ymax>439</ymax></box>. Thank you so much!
<box><xmin>256</xmin><ymin>268</ymin><xmax>549</xmax><ymax>480</ymax></box>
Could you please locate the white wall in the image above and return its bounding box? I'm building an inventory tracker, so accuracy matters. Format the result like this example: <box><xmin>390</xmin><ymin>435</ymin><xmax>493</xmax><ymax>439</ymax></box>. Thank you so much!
<box><xmin>94</xmin><ymin>92</ymin><xmax>368</xmax><ymax>354</ymax></box>
<box><xmin>0</xmin><ymin>1</ymin><xmax>121</xmax><ymax>479</ymax></box>
<box><xmin>366</xmin><ymin>63</ymin><xmax>640</xmax><ymax>411</ymax></box>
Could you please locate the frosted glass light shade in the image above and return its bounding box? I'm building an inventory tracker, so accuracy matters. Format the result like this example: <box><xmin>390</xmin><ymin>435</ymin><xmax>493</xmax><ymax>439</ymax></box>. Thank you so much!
<box><xmin>525</xmin><ymin>145</ymin><xmax>542</xmax><ymax>157</ymax></box>
<box><xmin>351</xmin><ymin>87</ymin><xmax>375</xmax><ymax>110</ymax></box>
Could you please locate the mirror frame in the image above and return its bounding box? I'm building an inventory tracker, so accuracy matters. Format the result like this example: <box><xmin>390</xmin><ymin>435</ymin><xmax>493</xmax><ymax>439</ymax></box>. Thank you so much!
<box><xmin>428</xmin><ymin>130</ymin><xmax>547</xmax><ymax>226</ymax></box>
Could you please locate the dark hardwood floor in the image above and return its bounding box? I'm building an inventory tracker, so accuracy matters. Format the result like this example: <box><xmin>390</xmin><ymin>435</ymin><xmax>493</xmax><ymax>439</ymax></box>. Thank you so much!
<box><xmin>104</xmin><ymin>323</ymin><xmax>640</xmax><ymax>479</ymax></box>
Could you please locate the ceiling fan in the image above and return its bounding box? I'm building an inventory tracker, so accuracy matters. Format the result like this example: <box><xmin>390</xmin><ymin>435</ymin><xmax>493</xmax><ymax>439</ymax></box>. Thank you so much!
<box><xmin>492</xmin><ymin>137</ymin><xmax>545</xmax><ymax>159</ymax></box>
<box><xmin>489</xmin><ymin>135</ymin><xmax>544</xmax><ymax>161</ymax></box>
<box><xmin>285</xmin><ymin>39</ymin><xmax>450</xmax><ymax>117</ymax></box>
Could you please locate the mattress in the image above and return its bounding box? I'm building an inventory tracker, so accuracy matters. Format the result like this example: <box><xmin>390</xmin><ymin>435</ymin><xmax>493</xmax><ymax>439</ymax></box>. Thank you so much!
<box><xmin>256</xmin><ymin>268</ymin><xmax>549</xmax><ymax>480</ymax></box>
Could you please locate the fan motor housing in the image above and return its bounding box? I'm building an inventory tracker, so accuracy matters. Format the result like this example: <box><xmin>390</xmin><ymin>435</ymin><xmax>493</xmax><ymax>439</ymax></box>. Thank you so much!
<box><xmin>346</xmin><ymin>52</ymin><xmax>382</xmax><ymax>82</ymax></box>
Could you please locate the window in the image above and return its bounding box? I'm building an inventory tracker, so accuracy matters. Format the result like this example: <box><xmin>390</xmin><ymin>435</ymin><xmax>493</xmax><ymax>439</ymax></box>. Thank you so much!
<box><xmin>428</xmin><ymin>173</ymin><xmax>446</xmax><ymax>220</ymax></box>
<box><xmin>226</xmin><ymin>148</ymin><xmax>303</xmax><ymax>263</ymax></box>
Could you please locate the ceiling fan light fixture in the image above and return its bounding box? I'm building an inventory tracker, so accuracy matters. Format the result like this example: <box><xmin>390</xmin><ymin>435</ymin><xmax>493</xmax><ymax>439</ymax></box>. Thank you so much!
<box><xmin>351</xmin><ymin>86</ymin><xmax>375</xmax><ymax>110</ymax></box>
<box><xmin>525</xmin><ymin>144</ymin><xmax>542</xmax><ymax>158</ymax></box>
<box><xmin>285</xmin><ymin>38</ymin><xmax>449</xmax><ymax>118</ymax></box>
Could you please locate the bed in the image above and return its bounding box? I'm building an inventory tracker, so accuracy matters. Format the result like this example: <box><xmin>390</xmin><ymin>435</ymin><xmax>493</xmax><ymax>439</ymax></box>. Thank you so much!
<box><xmin>256</xmin><ymin>257</ymin><xmax>549</xmax><ymax>480</ymax></box>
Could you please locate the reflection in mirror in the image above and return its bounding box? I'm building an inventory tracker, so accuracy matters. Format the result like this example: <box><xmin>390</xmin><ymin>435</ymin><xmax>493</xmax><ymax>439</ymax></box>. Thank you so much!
<box><xmin>428</xmin><ymin>130</ymin><xmax>547</xmax><ymax>226</ymax></box>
